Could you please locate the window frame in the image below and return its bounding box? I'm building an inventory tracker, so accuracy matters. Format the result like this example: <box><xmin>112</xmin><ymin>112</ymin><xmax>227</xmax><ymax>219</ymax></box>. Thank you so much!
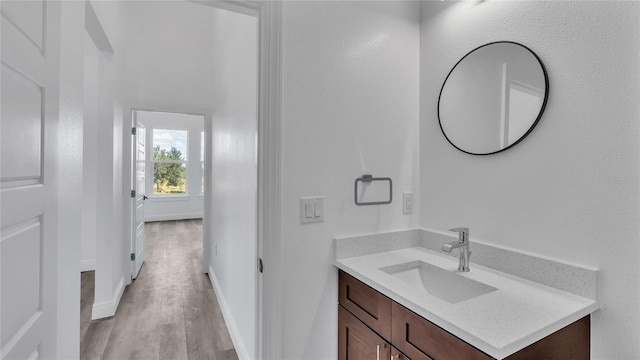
<box><xmin>200</xmin><ymin>131</ymin><xmax>205</xmax><ymax>195</ymax></box>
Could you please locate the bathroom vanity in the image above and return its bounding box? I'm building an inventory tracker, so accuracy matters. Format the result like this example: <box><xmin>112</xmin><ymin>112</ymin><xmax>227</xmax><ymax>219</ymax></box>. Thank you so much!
<box><xmin>335</xmin><ymin>229</ymin><xmax>599</xmax><ymax>360</ymax></box>
<box><xmin>339</xmin><ymin>270</ymin><xmax>589</xmax><ymax>360</ymax></box>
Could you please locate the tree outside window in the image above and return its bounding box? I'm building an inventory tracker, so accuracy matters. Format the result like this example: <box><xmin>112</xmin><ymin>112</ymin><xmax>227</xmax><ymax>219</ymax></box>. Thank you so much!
<box><xmin>153</xmin><ymin>129</ymin><xmax>188</xmax><ymax>194</ymax></box>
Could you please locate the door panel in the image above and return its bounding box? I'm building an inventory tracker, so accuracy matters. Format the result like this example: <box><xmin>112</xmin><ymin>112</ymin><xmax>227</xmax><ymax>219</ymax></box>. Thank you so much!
<box><xmin>131</xmin><ymin>116</ymin><xmax>146</xmax><ymax>279</ymax></box>
<box><xmin>0</xmin><ymin>14</ymin><xmax>45</xmax><ymax>85</ymax></box>
<box><xmin>1</xmin><ymin>1</ymin><xmax>59</xmax><ymax>358</ymax></box>
<box><xmin>1</xmin><ymin>221</ymin><xmax>41</xmax><ymax>348</ymax></box>
<box><xmin>0</xmin><ymin>0</ymin><xmax>44</xmax><ymax>49</ymax></box>
<box><xmin>0</xmin><ymin>65</ymin><xmax>42</xmax><ymax>179</ymax></box>
<box><xmin>1</xmin><ymin>185</ymin><xmax>44</xmax><ymax>227</ymax></box>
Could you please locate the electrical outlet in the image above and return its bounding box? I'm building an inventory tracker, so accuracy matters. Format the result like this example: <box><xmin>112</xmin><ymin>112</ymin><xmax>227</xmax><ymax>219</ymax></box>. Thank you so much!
<box><xmin>403</xmin><ymin>191</ymin><xmax>414</xmax><ymax>214</ymax></box>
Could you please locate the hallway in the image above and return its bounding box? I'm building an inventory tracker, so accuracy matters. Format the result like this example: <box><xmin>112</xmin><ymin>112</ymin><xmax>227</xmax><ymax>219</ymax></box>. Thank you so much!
<box><xmin>80</xmin><ymin>220</ymin><xmax>237</xmax><ymax>360</ymax></box>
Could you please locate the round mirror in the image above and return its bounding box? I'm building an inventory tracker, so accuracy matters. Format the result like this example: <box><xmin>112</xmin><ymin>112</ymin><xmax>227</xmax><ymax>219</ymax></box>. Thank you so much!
<box><xmin>438</xmin><ymin>41</ymin><xmax>548</xmax><ymax>155</ymax></box>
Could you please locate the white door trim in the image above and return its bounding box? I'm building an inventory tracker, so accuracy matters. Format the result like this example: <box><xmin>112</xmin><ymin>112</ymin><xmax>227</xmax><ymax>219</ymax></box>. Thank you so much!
<box><xmin>255</xmin><ymin>3</ymin><xmax>283</xmax><ymax>359</ymax></box>
<box><xmin>126</xmin><ymin>106</ymin><xmax>209</xmax><ymax>280</ymax></box>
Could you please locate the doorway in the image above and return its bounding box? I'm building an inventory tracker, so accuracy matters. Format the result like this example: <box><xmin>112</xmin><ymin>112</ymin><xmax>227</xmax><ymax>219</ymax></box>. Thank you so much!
<box><xmin>84</xmin><ymin>1</ymin><xmax>282</xmax><ymax>358</ymax></box>
<box><xmin>130</xmin><ymin>109</ymin><xmax>205</xmax><ymax>280</ymax></box>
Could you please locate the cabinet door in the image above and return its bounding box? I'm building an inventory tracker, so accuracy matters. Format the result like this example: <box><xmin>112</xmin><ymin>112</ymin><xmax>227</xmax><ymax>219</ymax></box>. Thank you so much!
<box><xmin>339</xmin><ymin>306</ymin><xmax>391</xmax><ymax>360</ymax></box>
<box><xmin>391</xmin><ymin>302</ymin><xmax>492</xmax><ymax>360</ymax></box>
<box><xmin>339</xmin><ymin>270</ymin><xmax>392</xmax><ymax>340</ymax></box>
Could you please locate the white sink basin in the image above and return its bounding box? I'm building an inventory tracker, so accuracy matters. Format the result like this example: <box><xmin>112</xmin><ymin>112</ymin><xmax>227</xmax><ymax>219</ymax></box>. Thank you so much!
<box><xmin>379</xmin><ymin>260</ymin><xmax>497</xmax><ymax>304</ymax></box>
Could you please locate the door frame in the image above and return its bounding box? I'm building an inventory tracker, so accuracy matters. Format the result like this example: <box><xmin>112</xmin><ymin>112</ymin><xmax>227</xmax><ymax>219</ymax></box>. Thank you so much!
<box><xmin>126</xmin><ymin>106</ymin><xmax>209</xmax><ymax>280</ymax></box>
<box><xmin>254</xmin><ymin>3</ymin><xmax>283</xmax><ymax>359</ymax></box>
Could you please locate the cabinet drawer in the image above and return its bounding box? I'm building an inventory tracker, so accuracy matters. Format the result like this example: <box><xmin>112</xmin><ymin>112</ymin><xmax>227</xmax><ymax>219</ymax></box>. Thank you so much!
<box><xmin>339</xmin><ymin>270</ymin><xmax>392</xmax><ymax>340</ymax></box>
<box><xmin>338</xmin><ymin>306</ymin><xmax>391</xmax><ymax>360</ymax></box>
<box><xmin>391</xmin><ymin>302</ymin><xmax>492</xmax><ymax>360</ymax></box>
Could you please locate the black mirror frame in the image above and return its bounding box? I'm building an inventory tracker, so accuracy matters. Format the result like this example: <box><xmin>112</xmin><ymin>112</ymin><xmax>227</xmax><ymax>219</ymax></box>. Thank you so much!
<box><xmin>437</xmin><ymin>41</ymin><xmax>549</xmax><ymax>156</ymax></box>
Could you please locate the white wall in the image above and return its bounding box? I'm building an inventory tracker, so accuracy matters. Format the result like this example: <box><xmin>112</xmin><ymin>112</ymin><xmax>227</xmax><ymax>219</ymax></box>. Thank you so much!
<box><xmin>419</xmin><ymin>1</ymin><xmax>640</xmax><ymax>358</ymax></box>
<box><xmin>87</xmin><ymin>0</ymin><xmax>129</xmax><ymax>319</ymax></box>
<box><xmin>280</xmin><ymin>2</ymin><xmax>420</xmax><ymax>358</ymax></box>
<box><xmin>119</xmin><ymin>1</ymin><xmax>215</xmax><ymax>113</ymax></box>
<box><xmin>111</xmin><ymin>93</ymin><xmax>126</xmax><ymax>306</ymax></box>
<box><xmin>57</xmin><ymin>1</ymin><xmax>86</xmax><ymax>357</ymax></box>
<box><xmin>137</xmin><ymin>110</ymin><xmax>204</xmax><ymax>221</ymax></box>
<box><xmin>208</xmin><ymin>9</ymin><xmax>258</xmax><ymax>359</ymax></box>
<box><xmin>93</xmin><ymin>47</ymin><xmax>117</xmax><ymax>313</ymax></box>
<box><xmin>81</xmin><ymin>31</ymin><xmax>99</xmax><ymax>272</ymax></box>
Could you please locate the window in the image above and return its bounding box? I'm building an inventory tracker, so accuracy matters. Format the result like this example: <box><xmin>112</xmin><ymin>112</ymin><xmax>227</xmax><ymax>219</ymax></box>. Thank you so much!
<box><xmin>152</xmin><ymin>129</ymin><xmax>188</xmax><ymax>194</ymax></box>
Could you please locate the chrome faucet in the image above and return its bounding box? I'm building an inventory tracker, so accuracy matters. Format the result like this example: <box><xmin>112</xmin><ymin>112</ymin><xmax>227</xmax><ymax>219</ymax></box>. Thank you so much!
<box><xmin>441</xmin><ymin>227</ymin><xmax>471</xmax><ymax>272</ymax></box>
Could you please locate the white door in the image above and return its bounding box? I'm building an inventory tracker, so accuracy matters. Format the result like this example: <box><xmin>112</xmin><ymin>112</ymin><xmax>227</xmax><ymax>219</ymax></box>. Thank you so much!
<box><xmin>131</xmin><ymin>113</ymin><xmax>146</xmax><ymax>279</ymax></box>
<box><xmin>1</xmin><ymin>1</ymin><xmax>61</xmax><ymax>359</ymax></box>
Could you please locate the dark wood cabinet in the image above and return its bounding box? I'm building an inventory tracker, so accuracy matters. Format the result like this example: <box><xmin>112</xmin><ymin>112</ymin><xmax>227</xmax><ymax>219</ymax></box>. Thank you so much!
<box><xmin>390</xmin><ymin>347</ymin><xmax>410</xmax><ymax>360</ymax></box>
<box><xmin>339</xmin><ymin>306</ymin><xmax>391</xmax><ymax>360</ymax></box>
<box><xmin>338</xmin><ymin>270</ymin><xmax>590</xmax><ymax>360</ymax></box>
<box><xmin>503</xmin><ymin>316</ymin><xmax>589</xmax><ymax>360</ymax></box>
<box><xmin>391</xmin><ymin>301</ymin><xmax>490</xmax><ymax>360</ymax></box>
<box><xmin>338</xmin><ymin>304</ymin><xmax>412</xmax><ymax>360</ymax></box>
<box><xmin>339</xmin><ymin>270</ymin><xmax>392</xmax><ymax>340</ymax></box>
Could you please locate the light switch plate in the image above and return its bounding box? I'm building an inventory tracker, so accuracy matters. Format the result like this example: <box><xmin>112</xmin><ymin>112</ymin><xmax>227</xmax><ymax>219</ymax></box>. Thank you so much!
<box><xmin>301</xmin><ymin>196</ymin><xmax>324</xmax><ymax>224</ymax></box>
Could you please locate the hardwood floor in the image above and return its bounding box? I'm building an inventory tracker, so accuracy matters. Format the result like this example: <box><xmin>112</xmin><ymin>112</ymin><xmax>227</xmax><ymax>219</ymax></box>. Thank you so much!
<box><xmin>80</xmin><ymin>219</ymin><xmax>238</xmax><ymax>360</ymax></box>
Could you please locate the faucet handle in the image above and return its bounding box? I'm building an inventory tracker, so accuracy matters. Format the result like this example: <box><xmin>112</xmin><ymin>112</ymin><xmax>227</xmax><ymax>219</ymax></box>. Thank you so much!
<box><xmin>449</xmin><ymin>227</ymin><xmax>469</xmax><ymax>234</ymax></box>
<box><xmin>449</xmin><ymin>227</ymin><xmax>469</xmax><ymax>243</ymax></box>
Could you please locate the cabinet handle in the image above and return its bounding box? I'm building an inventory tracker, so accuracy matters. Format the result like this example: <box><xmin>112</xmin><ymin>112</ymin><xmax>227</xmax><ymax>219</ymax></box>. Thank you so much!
<box><xmin>376</xmin><ymin>344</ymin><xmax>387</xmax><ymax>360</ymax></box>
<box><xmin>391</xmin><ymin>354</ymin><xmax>400</xmax><ymax>360</ymax></box>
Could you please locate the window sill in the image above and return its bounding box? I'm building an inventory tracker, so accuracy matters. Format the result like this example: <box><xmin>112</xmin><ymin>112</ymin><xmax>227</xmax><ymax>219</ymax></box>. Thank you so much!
<box><xmin>150</xmin><ymin>195</ymin><xmax>190</xmax><ymax>202</ymax></box>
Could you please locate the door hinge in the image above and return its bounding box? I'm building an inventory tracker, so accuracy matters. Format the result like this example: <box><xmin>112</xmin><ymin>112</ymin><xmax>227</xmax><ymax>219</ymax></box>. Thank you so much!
<box><xmin>258</xmin><ymin>258</ymin><xmax>263</xmax><ymax>273</ymax></box>
<box><xmin>130</xmin><ymin>190</ymin><xmax>136</xmax><ymax>198</ymax></box>
<box><xmin>131</xmin><ymin>127</ymin><xmax>136</xmax><ymax>135</ymax></box>
<box><xmin>130</xmin><ymin>253</ymin><xmax>135</xmax><ymax>261</ymax></box>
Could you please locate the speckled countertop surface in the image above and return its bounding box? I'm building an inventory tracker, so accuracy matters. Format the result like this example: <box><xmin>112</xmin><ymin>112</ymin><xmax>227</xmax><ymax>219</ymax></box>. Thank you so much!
<box><xmin>335</xmin><ymin>246</ymin><xmax>600</xmax><ymax>359</ymax></box>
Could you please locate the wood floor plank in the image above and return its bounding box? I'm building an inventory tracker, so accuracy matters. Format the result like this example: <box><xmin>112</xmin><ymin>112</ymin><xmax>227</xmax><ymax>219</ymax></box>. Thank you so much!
<box><xmin>159</xmin><ymin>321</ymin><xmax>188</xmax><ymax>360</ymax></box>
<box><xmin>216</xmin><ymin>349</ymin><xmax>239</xmax><ymax>360</ymax></box>
<box><xmin>80</xmin><ymin>219</ymin><xmax>236</xmax><ymax>360</ymax></box>
<box><xmin>79</xmin><ymin>318</ymin><xmax>115</xmax><ymax>360</ymax></box>
<box><xmin>80</xmin><ymin>271</ymin><xmax>95</xmax><ymax>341</ymax></box>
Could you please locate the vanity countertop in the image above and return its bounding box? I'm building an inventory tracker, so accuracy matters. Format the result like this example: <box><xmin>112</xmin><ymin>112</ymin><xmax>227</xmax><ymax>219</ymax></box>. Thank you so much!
<box><xmin>335</xmin><ymin>245</ymin><xmax>599</xmax><ymax>359</ymax></box>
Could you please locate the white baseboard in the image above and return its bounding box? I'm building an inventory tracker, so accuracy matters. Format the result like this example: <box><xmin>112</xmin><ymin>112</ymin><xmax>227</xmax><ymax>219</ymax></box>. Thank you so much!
<box><xmin>208</xmin><ymin>266</ymin><xmax>251</xmax><ymax>360</ymax></box>
<box><xmin>144</xmin><ymin>213</ymin><xmax>202</xmax><ymax>222</ymax></box>
<box><xmin>91</xmin><ymin>276</ymin><xmax>125</xmax><ymax>320</ymax></box>
<box><xmin>80</xmin><ymin>259</ymin><xmax>95</xmax><ymax>272</ymax></box>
